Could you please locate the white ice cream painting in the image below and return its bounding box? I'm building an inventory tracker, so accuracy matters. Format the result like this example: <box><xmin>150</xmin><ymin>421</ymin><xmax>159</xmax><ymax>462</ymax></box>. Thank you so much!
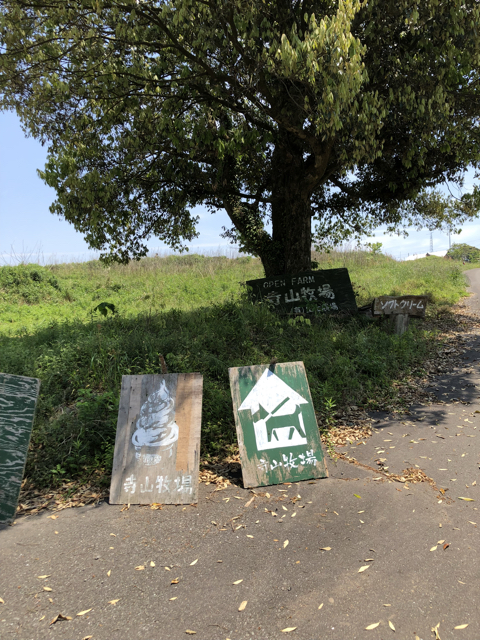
<box><xmin>131</xmin><ymin>380</ymin><xmax>179</xmax><ymax>465</ymax></box>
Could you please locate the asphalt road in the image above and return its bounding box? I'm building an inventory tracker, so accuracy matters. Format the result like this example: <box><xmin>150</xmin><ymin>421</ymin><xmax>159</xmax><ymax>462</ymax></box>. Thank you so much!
<box><xmin>1</xmin><ymin>272</ymin><xmax>480</xmax><ymax>640</ymax></box>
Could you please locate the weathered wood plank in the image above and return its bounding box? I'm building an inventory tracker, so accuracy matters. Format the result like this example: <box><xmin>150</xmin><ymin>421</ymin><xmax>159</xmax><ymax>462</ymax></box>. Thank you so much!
<box><xmin>246</xmin><ymin>268</ymin><xmax>357</xmax><ymax>315</ymax></box>
<box><xmin>373</xmin><ymin>295</ymin><xmax>428</xmax><ymax>317</ymax></box>
<box><xmin>0</xmin><ymin>373</ymin><xmax>40</xmax><ymax>525</ymax></box>
<box><xmin>393</xmin><ymin>313</ymin><xmax>410</xmax><ymax>335</ymax></box>
<box><xmin>109</xmin><ymin>373</ymin><xmax>203</xmax><ymax>505</ymax></box>
<box><xmin>229</xmin><ymin>362</ymin><xmax>327</xmax><ymax>488</ymax></box>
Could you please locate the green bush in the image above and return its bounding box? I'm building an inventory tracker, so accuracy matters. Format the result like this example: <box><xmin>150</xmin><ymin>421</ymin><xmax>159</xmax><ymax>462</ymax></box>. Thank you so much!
<box><xmin>446</xmin><ymin>243</ymin><xmax>480</xmax><ymax>263</ymax></box>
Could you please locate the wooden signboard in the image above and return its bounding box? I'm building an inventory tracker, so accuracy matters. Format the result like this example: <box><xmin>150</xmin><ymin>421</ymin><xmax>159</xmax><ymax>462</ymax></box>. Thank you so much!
<box><xmin>229</xmin><ymin>362</ymin><xmax>327</xmax><ymax>488</ymax></box>
<box><xmin>109</xmin><ymin>373</ymin><xmax>203</xmax><ymax>505</ymax></box>
<box><xmin>246</xmin><ymin>268</ymin><xmax>357</xmax><ymax>315</ymax></box>
<box><xmin>373</xmin><ymin>295</ymin><xmax>428</xmax><ymax>317</ymax></box>
<box><xmin>0</xmin><ymin>373</ymin><xmax>40</xmax><ymax>525</ymax></box>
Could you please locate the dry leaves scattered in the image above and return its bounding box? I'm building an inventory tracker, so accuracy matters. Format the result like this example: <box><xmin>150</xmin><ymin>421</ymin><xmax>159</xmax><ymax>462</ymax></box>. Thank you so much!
<box><xmin>49</xmin><ymin>613</ymin><xmax>72</xmax><ymax>625</ymax></box>
<box><xmin>365</xmin><ymin>622</ymin><xmax>380</xmax><ymax>630</ymax></box>
<box><xmin>198</xmin><ymin>454</ymin><xmax>242</xmax><ymax>489</ymax></box>
<box><xmin>17</xmin><ymin>480</ymin><xmax>108</xmax><ymax>516</ymax></box>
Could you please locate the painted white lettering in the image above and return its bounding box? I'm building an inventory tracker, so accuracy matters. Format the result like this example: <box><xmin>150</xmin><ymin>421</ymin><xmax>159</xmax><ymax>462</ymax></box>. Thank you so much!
<box><xmin>123</xmin><ymin>474</ymin><xmax>136</xmax><ymax>494</ymax></box>
<box><xmin>285</xmin><ymin>289</ymin><xmax>301</xmax><ymax>304</ymax></box>
<box><xmin>282</xmin><ymin>452</ymin><xmax>298</xmax><ymax>469</ymax></box>
<box><xmin>140</xmin><ymin>476</ymin><xmax>154</xmax><ymax>493</ymax></box>
<box><xmin>300</xmin><ymin>286</ymin><xmax>317</xmax><ymax>301</ymax></box>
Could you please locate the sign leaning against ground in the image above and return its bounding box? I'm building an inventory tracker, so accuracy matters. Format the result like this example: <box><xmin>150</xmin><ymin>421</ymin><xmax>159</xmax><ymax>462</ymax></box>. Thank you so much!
<box><xmin>229</xmin><ymin>362</ymin><xmax>327</xmax><ymax>488</ymax></box>
<box><xmin>110</xmin><ymin>373</ymin><xmax>203</xmax><ymax>505</ymax></box>
<box><xmin>246</xmin><ymin>268</ymin><xmax>357</xmax><ymax>315</ymax></box>
<box><xmin>0</xmin><ymin>373</ymin><xmax>41</xmax><ymax>525</ymax></box>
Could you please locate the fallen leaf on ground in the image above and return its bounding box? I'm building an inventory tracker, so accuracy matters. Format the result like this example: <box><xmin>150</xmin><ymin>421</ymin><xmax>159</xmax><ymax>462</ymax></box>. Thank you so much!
<box><xmin>430</xmin><ymin>546</ymin><xmax>438</xmax><ymax>552</ymax></box>
<box><xmin>431</xmin><ymin>623</ymin><xmax>441</xmax><ymax>639</ymax></box>
<box><xmin>458</xmin><ymin>497</ymin><xmax>474</xmax><ymax>501</ymax></box>
<box><xmin>437</xmin><ymin>540</ymin><xmax>445</xmax><ymax>544</ymax></box>
<box><xmin>283</xmin><ymin>540</ymin><xmax>289</xmax><ymax>548</ymax></box>
<box><xmin>354</xmin><ymin>494</ymin><xmax>362</xmax><ymax>499</ymax></box>
<box><xmin>291</xmin><ymin>512</ymin><xmax>297</xmax><ymax>518</ymax></box>
<box><xmin>43</xmin><ymin>587</ymin><xmax>53</xmax><ymax>592</ymax></box>
<box><xmin>238</xmin><ymin>601</ymin><xmax>248</xmax><ymax>611</ymax></box>
<box><xmin>244</xmin><ymin>495</ymin><xmax>255</xmax><ymax>508</ymax></box>
<box><xmin>81</xmin><ymin>636</ymin><xmax>93</xmax><ymax>640</ymax></box>
<box><xmin>281</xmin><ymin>627</ymin><xmax>297</xmax><ymax>633</ymax></box>
<box><xmin>107</xmin><ymin>570</ymin><xmax>111</xmax><ymax>577</ymax></box>
<box><xmin>165</xmin><ymin>567</ymin><xmax>171</xmax><ymax>571</ymax></box>
<box><xmin>358</xmin><ymin>565</ymin><xmax>369</xmax><ymax>573</ymax></box>
<box><xmin>108</xmin><ymin>599</ymin><xmax>120</xmax><ymax>605</ymax></box>
<box><xmin>135</xmin><ymin>565</ymin><xmax>145</xmax><ymax>570</ymax></box>
<box><xmin>389</xmin><ymin>620</ymin><xmax>395</xmax><ymax>631</ymax></box>
<box><xmin>171</xmin><ymin>579</ymin><xmax>179</xmax><ymax>584</ymax></box>
<box><xmin>47</xmin><ymin>515</ymin><xmax>58</xmax><ymax>520</ymax></box>
<box><xmin>150</xmin><ymin>561</ymin><xmax>155</xmax><ymax>567</ymax></box>
<box><xmin>76</xmin><ymin>609</ymin><xmax>92</xmax><ymax>616</ymax></box>
<box><xmin>170</xmin><ymin>597</ymin><xmax>177</xmax><ymax>601</ymax></box>
<box><xmin>185</xmin><ymin>630</ymin><xmax>196</xmax><ymax>635</ymax></box>
<box><xmin>190</xmin><ymin>559</ymin><xmax>198</xmax><ymax>566</ymax></box>
<box><xmin>49</xmin><ymin>613</ymin><xmax>72</xmax><ymax>625</ymax></box>
<box><xmin>0</xmin><ymin>598</ymin><xmax>4</xmax><ymax>604</ymax></box>
<box><xmin>468</xmin><ymin>521</ymin><xmax>477</xmax><ymax>525</ymax></box>
<box><xmin>37</xmin><ymin>575</ymin><xmax>50</xmax><ymax>579</ymax></box>
<box><xmin>365</xmin><ymin>622</ymin><xmax>380</xmax><ymax>630</ymax></box>
<box><xmin>320</xmin><ymin>547</ymin><xmax>331</xmax><ymax>551</ymax></box>
<box><xmin>443</xmin><ymin>543</ymin><xmax>450</xmax><ymax>550</ymax></box>
<box><xmin>318</xmin><ymin>603</ymin><xmax>324</xmax><ymax>610</ymax></box>
<box><xmin>39</xmin><ymin>615</ymin><xmax>45</xmax><ymax>621</ymax></box>
<box><xmin>454</xmin><ymin>624</ymin><xmax>469</xmax><ymax>629</ymax></box>
<box><xmin>246</xmin><ymin>534</ymin><xmax>254</xmax><ymax>538</ymax></box>
<box><xmin>383</xmin><ymin>604</ymin><xmax>391</xmax><ymax>607</ymax></box>
<box><xmin>233</xmin><ymin>580</ymin><xmax>243</xmax><ymax>585</ymax></box>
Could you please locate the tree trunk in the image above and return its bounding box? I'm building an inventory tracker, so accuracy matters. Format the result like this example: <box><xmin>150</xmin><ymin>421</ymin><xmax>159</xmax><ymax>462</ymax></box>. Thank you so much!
<box><xmin>260</xmin><ymin>137</ymin><xmax>313</xmax><ymax>278</ymax></box>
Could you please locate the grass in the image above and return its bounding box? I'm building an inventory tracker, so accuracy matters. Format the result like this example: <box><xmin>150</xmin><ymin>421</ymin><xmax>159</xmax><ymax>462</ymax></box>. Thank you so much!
<box><xmin>0</xmin><ymin>251</ymin><xmax>474</xmax><ymax>490</ymax></box>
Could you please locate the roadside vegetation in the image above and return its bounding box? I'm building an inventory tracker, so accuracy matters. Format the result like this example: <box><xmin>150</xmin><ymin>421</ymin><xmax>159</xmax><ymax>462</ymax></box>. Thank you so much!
<box><xmin>0</xmin><ymin>251</ymin><xmax>475</xmax><ymax>490</ymax></box>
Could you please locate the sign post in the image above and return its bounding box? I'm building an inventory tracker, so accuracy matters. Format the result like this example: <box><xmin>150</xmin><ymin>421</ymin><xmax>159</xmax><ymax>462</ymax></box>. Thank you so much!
<box><xmin>229</xmin><ymin>362</ymin><xmax>327</xmax><ymax>488</ymax></box>
<box><xmin>246</xmin><ymin>268</ymin><xmax>357</xmax><ymax>315</ymax></box>
<box><xmin>109</xmin><ymin>373</ymin><xmax>203</xmax><ymax>505</ymax></box>
<box><xmin>0</xmin><ymin>373</ymin><xmax>40</xmax><ymax>525</ymax></box>
<box><xmin>373</xmin><ymin>295</ymin><xmax>428</xmax><ymax>335</ymax></box>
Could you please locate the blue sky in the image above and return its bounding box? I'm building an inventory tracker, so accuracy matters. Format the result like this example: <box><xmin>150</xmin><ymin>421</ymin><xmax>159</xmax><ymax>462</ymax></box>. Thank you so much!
<box><xmin>1</xmin><ymin>110</ymin><xmax>478</xmax><ymax>264</ymax></box>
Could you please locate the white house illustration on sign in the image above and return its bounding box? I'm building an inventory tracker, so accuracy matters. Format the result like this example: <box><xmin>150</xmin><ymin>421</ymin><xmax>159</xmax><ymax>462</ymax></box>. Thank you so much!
<box><xmin>238</xmin><ymin>369</ymin><xmax>309</xmax><ymax>451</ymax></box>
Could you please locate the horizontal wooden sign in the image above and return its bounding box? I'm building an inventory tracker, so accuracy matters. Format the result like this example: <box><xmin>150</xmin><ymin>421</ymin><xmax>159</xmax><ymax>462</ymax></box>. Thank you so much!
<box><xmin>110</xmin><ymin>373</ymin><xmax>203</xmax><ymax>505</ymax></box>
<box><xmin>0</xmin><ymin>373</ymin><xmax>40</xmax><ymax>525</ymax></box>
<box><xmin>373</xmin><ymin>295</ymin><xmax>428</xmax><ymax>317</ymax></box>
<box><xmin>246</xmin><ymin>268</ymin><xmax>357</xmax><ymax>315</ymax></box>
<box><xmin>229</xmin><ymin>362</ymin><xmax>327</xmax><ymax>488</ymax></box>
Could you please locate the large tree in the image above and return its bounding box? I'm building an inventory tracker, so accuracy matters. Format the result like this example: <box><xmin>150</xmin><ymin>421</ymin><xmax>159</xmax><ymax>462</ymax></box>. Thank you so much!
<box><xmin>1</xmin><ymin>0</ymin><xmax>480</xmax><ymax>275</ymax></box>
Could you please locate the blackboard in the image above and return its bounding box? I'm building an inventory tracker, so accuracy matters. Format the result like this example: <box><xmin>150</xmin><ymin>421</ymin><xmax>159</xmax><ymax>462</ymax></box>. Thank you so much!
<box><xmin>246</xmin><ymin>268</ymin><xmax>357</xmax><ymax>314</ymax></box>
<box><xmin>229</xmin><ymin>362</ymin><xmax>327</xmax><ymax>488</ymax></box>
<box><xmin>0</xmin><ymin>373</ymin><xmax>40</xmax><ymax>525</ymax></box>
<box><xmin>109</xmin><ymin>373</ymin><xmax>203</xmax><ymax>505</ymax></box>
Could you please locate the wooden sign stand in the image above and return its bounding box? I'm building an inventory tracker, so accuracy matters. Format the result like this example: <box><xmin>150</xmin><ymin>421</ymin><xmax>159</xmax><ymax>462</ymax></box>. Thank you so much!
<box><xmin>109</xmin><ymin>373</ymin><xmax>203</xmax><ymax>505</ymax></box>
<box><xmin>372</xmin><ymin>295</ymin><xmax>428</xmax><ymax>335</ymax></box>
<box><xmin>0</xmin><ymin>373</ymin><xmax>40</xmax><ymax>525</ymax></box>
<box><xmin>229</xmin><ymin>362</ymin><xmax>327</xmax><ymax>488</ymax></box>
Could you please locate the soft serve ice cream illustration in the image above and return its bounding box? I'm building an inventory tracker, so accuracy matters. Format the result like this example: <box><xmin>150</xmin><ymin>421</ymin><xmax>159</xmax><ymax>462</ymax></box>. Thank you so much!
<box><xmin>131</xmin><ymin>380</ymin><xmax>179</xmax><ymax>465</ymax></box>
